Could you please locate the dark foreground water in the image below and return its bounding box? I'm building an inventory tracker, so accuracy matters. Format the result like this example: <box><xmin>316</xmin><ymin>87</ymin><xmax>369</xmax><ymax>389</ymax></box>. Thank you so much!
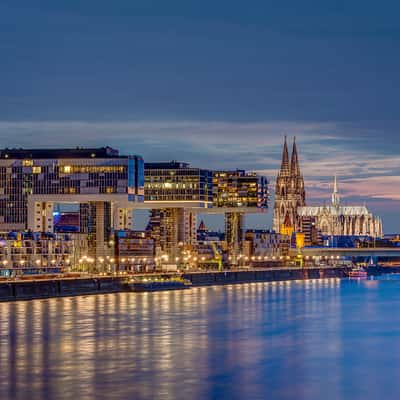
<box><xmin>1</xmin><ymin>276</ymin><xmax>400</xmax><ymax>400</ymax></box>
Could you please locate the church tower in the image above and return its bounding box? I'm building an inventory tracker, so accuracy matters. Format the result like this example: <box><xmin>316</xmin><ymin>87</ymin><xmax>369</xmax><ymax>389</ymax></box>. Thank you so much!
<box><xmin>273</xmin><ymin>137</ymin><xmax>306</xmax><ymax>233</ymax></box>
<box><xmin>331</xmin><ymin>175</ymin><xmax>340</xmax><ymax>208</ymax></box>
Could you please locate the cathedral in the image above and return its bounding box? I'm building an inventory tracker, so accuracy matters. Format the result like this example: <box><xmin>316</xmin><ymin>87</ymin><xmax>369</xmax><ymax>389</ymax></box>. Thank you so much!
<box><xmin>273</xmin><ymin>138</ymin><xmax>383</xmax><ymax>239</ymax></box>
<box><xmin>273</xmin><ymin>137</ymin><xmax>306</xmax><ymax>234</ymax></box>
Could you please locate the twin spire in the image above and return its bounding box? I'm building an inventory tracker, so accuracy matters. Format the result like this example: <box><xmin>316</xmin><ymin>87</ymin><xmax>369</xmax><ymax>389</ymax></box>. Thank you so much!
<box><xmin>279</xmin><ymin>136</ymin><xmax>300</xmax><ymax>176</ymax></box>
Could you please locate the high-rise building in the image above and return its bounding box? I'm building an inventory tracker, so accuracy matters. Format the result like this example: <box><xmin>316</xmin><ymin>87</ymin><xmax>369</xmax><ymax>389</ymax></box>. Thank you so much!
<box><xmin>0</xmin><ymin>147</ymin><xmax>144</xmax><ymax>260</ymax></box>
<box><xmin>212</xmin><ymin>170</ymin><xmax>268</xmax><ymax>209</ymax></box>
<box><xmin>145</xmin><ymin>162</ymin><xmax>213</xmax><ymax>257</ymax></box>
<box><xmin>0</xmin><ymin>147</ymin><xmax>143</xmax><ymax>231</ymax></box>
<box><xmin>273</xmin><ymin>137</ymin><xmax>306</xmax><ymax>233</ymax></box>
<box><xmin>145</xmin><ymin>161</ymin><xmax>213</xmax><ymax>205</ymax></box>
<box><xmin>212</xmin><ymin>170</ymin><xmax>269</xmax><ymax>260</ymax></box>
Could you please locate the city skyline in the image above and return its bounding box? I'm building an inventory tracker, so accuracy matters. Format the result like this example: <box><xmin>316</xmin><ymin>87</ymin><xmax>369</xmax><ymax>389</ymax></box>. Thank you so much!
<box><xmin>2</xmin><ymin>3</ymin><xmax>400</xmax><ymax>399</ymax></box>
<box><xmin>1</xmin><ymin>1</ymin><xmax>400</xmax><ymax>231</ymax></box>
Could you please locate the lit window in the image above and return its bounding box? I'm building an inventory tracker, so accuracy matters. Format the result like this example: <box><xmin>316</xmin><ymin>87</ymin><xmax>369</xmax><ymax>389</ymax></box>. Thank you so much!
<box><xmin>62</xmin><ymin>166</ymin><xmax>72</xmax><ymax>173</ymax></box>
<box><xmin>23</xmin><ymin>160</ymin><xmax>33</xmax><ymax>166</ymax></box>
<box><xmin>32</xmin><ymin>166</ymin><xmax>41</xmax><ymax>174</ymax></box>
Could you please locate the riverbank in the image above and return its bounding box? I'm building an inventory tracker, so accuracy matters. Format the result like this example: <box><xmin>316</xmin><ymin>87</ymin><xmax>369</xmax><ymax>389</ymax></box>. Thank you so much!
<box><xmin>0</xmin><ymin>265</ymin><xmax>399</xmax><ymax>302</ymax></box>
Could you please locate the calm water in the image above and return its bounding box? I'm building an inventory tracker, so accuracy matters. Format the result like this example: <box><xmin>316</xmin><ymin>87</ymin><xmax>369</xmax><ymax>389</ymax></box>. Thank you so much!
<box><xmin>1</xmin><ymin>277</ymin><xmax>400</xmax><ymax>400</ymax></box>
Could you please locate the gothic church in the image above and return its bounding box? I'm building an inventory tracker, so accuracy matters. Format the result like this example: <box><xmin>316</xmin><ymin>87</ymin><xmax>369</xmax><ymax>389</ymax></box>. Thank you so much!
<box><xmin>273</xmin><ymin>137</ymin><xmax>383</xmax><ymax>238</ymax></box>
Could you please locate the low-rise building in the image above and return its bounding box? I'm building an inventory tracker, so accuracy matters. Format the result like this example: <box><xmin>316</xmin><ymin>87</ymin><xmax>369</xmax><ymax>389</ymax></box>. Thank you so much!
<box><xmin>244</xmin><ymin>230</ymin><xmax>290</xmax><ymax>257</ymax></box>
<box><xmin>0</xmin><ymin>231</ymin><xmax>74</xmax><ymax>276</ymax></box>
<box><xmin>114</xmin><ymin>230</ymin><xmax>155</xmax><ymax>272</ymax></box>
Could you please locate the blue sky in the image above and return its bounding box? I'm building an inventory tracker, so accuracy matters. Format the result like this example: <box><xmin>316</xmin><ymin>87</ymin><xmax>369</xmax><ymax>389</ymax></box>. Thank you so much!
<box><xmin>1</xmin><ymin>1</ymin><xmax>400</xmax><ymax>231</ymax></box>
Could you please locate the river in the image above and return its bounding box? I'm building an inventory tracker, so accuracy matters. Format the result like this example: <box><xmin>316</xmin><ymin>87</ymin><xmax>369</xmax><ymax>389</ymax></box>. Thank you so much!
<box><xmin>1</xmin><ymin>276</ymin><xmax>400</xmax><ymax>399</ymax></box>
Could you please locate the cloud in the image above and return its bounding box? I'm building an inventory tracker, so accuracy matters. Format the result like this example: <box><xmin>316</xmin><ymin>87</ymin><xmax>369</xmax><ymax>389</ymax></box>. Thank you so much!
<box><xmin>0</xmin><ymin>119</ymin><xmax>335</xmax><ymax>169</ymax></box>
<box><xmin>0</xmin><ymin>118</ymin><xmax>399</xmax><ymax>230</ymax></box>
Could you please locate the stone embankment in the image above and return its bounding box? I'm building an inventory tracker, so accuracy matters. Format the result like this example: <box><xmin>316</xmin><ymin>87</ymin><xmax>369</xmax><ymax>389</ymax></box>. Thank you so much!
<box><xmin>0</xmin><ymin>266</ymin><xmax>397</xmax><ymax>302</ymax></box>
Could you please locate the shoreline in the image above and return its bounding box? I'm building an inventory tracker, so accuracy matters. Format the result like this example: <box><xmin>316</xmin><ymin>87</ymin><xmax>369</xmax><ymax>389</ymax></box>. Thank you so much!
<box><xmin>0</xmin><ymin>266</ymin><xmax>398</xmax><ymax>302</ymax></box>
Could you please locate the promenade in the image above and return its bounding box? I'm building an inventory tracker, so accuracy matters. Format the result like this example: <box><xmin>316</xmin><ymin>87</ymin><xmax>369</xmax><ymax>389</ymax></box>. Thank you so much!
<box><xmin>1</xmin><ymin>264</ymin><xmax>394</xmax><ymax>302</ymax></box>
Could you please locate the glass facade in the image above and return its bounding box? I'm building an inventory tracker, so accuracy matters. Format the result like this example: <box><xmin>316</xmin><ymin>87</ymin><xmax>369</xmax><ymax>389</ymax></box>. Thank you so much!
<box><xmin>128</xmin><ymin>156</ymin><xmax>145</xmax><ymax>201</ymax></box>
<box><xmin>145</xmin><ymin>162</ymin><xmax>213</xmax><ymax>203</ymax></box>
<box><xmin>0</xmin><ymin>148</ymin><xmax>144</xmax><ymax>228</ymax></box>
<box><xmin>213</xmin><ymin>170</ymin><xmax>269</xmax><ymax>209</ymax></box>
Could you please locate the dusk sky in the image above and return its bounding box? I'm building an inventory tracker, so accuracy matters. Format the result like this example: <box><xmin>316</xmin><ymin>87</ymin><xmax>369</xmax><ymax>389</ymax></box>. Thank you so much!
<box><xmin>1</xmin><ymin>1</ymin><xmax>400</xmax><ymax>231</ymax></box>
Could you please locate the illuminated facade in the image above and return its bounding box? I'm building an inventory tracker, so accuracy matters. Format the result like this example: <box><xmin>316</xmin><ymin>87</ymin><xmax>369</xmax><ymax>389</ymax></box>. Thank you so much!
<box><xmin>273</xmin><ymin>139</ymin><xmax>383</xmax><ymax>240</ymax></box>
<box><xmin>0</xmin><ymin>231</ymin><xmax>74</xmax><ymax>276</ymax></box>
<box><xmin>273</xmin><ymin>137</ymin><xmax>305</xmax><ymax>234</ymax></box>
<box><xmin>298</xmin><ymin>176</ymin><xmax>383</xmax><ymax>238</ymax></box>
<box><xmin>0</xmin><ymin>147</ymin><xmax>144</xmax><ymax>261</ymax></box>
<box><xmin>145</xmin><ymin>163</ymin><xmax>269</xmax><ymax>262</ymax></box>
<box><xmin>145</xmin><ymin>161</ymin><xmax>212</xmax><ymax>204</ymax></box>
<box><xmin>114</xmin><ymin>230</ymin><xmax>155</xmax><ymax>272</ymax></box>
<box><xmin>213</xmin><ymin>170</ymin><xmax>269</xmax><ymax>262</ymax></box>
<box><xmin>0</xmin><ymin>147</ymin><xmax>144</xmax><ymax>232</ymax></box>
<box><xmin>144</xmin><ymin>162</ymin><xmax>213</xmax><ymax>257</ymax></box>
<box><xmin>213</xmin><ymin>170</ymin><xmax>268</xmax><ymax>209</ymax></box>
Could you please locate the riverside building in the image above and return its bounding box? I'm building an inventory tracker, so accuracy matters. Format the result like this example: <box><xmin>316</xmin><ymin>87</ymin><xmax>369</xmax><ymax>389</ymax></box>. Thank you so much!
<box><xmin>0</xmin><ymin>231</ymin><xmax>74</xmax><ymax>276</ymax></box>
<box><xmin>212</xmin><ymin>170</ymin><xmax>268</xmax><ymax>262</ymax></box>
<box><xmin>273</xmin><ymin>138</ymin><xmax>383</xmax><ymax>243</ymax></box>
<box><xmin>297</xmin><ymin>176</ymin><xmax>383</xmax><ymax>239</ymax></box>
<box><xmin>144</xmin><ymin>162</ymin><xmax>269</xmax><ymax>263</ymax></box>
<box><xmin>0</xmin><ymin>147</ymin><xmax>144</xmax><ymax>259</ymax></box>
<box><xmin>145</xmin><ymin>161</ymin><xmax>213</xmax><ymax>257</ymax></box>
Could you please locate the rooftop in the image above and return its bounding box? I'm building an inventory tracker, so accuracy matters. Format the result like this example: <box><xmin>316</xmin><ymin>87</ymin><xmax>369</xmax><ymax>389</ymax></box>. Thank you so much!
<box><xmin>0</xmin><ymin>146</ymin><xmax>126</xmax><ymax>159</ymax></box>
<box><xmin>144</xmin><ymin>161</ymin><xmax>191</xmax><ymax>169</ymax></box>
<box><xmin>298</xmin><ymin>205</ymin><xmax>371</xmax><ymax>217</ymax></box>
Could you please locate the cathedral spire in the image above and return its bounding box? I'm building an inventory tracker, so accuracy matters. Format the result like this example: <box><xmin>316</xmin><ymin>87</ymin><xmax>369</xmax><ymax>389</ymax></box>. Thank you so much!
<box><xmin>279</xmin><ymin>136</ymin><xmax>290</xmax><ymax>176</ymax></box>
<box><xmin>290</xmin><ymin>136</ymin><xmax>300</xmax><ymax>176</ymax></box>
<box><xmin>332</xmin><ymin>175</ymin><xmax>340</xmax><ymax>207</ymax></box>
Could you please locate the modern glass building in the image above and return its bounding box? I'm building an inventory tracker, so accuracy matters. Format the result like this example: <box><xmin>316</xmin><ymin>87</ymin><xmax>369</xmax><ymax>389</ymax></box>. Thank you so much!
<box><xmin>212</xmin><ymin>170</ymin><xmax>269</xmax><ymax>209</ymax></box>
<box><xmin>0</xmin><ymin>147</ymin><xmax>144</xmax><ymax>231</ymax></box>
<box><xmin>144</xmin><ymin>161</ymin><xmax>213</xmax><ymax>205</ymax></box>
<box><xmin>144</xmin><ymin>162</ymin><xmax>213</xmax><ymax>257</ymax></box>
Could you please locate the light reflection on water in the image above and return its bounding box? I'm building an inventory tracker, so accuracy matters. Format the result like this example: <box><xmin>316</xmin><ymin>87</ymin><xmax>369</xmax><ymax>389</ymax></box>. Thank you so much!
<box><xmin>2</xmin><ymin>278</ymin><xmax>400</xmax><ymax>399</ymax></box>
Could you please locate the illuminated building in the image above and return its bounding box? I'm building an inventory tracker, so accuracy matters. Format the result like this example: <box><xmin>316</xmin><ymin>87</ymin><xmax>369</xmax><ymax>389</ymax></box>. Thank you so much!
<box><xmin>0</xmin><ymin>147</ymin><xmax>144</xmax><ymax>259</ymax></box>
<box><xmin>244</xmin><ymin>230</ymin><xmax>290</xmax><ymax>257</ymax></box>
<box><xmin>273</xmin><ymin>139</ymin><xmax>383</xmax><ymax>239</ymax></box>
<box><xmin>0</xmin><ymin>231</ymin><xmax>74</xmax><ymax>276</ymax></box>
<box><xmin>298</xmin><ymin>176</ymin><xmax>383</xmax><ymax>238</ymax></box>
<box><xmin>299</xmin><ymin>215</ymin><xmax>322</xmax><ymax>246</ymax></box>
<box><xmin>212</xmin><ymin>170</ymin><xmax>268</xmax><ymax>209</ymax></box>
<box><xmin>144</xmin><ymin>163</ymin><xmax>268</xmax><ymax>263</ymax></box>
<box><xmin>210</xmin><ymin>170</ymin><xmax>269</xmax><ymax>263</ymax></box>
<box><xmin>144</xmin><ymin>161</ymin><xmax>213</xmax><ymax>257</ymax></box>
<box><xmin>273</xmin><ymin>137</ymin><xmax>305</xmax><ymax>234</ymax></box>
<box><xmin>114</xmin><ymin>230</ymin><xmax>155</xmax><ymax>272</ymax></box>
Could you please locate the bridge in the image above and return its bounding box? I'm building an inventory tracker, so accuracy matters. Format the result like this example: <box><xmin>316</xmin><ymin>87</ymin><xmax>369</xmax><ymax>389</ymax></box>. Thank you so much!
<box><xmin>290</xmin><ymin>247</ymin><xmax>400</xmax><ymax>260</ymax></box>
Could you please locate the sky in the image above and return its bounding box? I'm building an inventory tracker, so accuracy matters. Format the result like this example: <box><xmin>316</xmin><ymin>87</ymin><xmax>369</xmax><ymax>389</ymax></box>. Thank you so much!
<box><xmin>1</xmin><ymin>1</ymin><xmax>400</xmax><ymax>231</ymax></box>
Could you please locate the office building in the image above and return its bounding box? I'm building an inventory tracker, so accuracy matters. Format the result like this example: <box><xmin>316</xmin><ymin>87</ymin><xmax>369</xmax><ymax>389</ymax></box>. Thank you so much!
<box><xmin>145</xmin><ymin>161</ymin><xmax>213</xmax><ymax>257</ymax></box>
<box><xmin>0</xmin><ymin>147</ymin><xmax>144</xmax><ymax>258</ymax></box>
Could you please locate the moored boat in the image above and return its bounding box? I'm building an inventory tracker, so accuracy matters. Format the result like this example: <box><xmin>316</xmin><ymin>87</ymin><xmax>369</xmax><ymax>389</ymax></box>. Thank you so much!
<box><xmin>348</xmin><ymin>267</ymin><xmax>368</xmax><ymax>278</ymax></box>
<box><xmin>125</xmin><ymin>276</ymin><xmax>192</xmax><ymax>292</ymax></box>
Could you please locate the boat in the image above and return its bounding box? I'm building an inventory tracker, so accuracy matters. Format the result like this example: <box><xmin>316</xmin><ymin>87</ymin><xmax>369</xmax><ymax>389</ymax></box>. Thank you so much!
<box><xmin>125</xmin><ymin>276</ymin><xmax>192</xmax><ymax>292</ymax></box>
<box><xmin>348</xmin><ymin>267</ymin><xmax>368</xmax><ymax>278</ymax></box>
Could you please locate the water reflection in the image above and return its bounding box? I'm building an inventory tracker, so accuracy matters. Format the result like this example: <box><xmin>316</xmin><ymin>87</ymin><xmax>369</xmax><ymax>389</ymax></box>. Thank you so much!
<box><xmin>2</xmin><ymin>278</ymin><xmax>400</xmax><ymax>399</ymax></box>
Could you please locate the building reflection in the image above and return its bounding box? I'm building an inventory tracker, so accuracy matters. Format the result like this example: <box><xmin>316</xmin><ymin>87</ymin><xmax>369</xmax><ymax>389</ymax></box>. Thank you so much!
<box><xmin>2</xmin><ymin>278</ymin><xmax>392</xmax><ymax>400</ymax></box>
